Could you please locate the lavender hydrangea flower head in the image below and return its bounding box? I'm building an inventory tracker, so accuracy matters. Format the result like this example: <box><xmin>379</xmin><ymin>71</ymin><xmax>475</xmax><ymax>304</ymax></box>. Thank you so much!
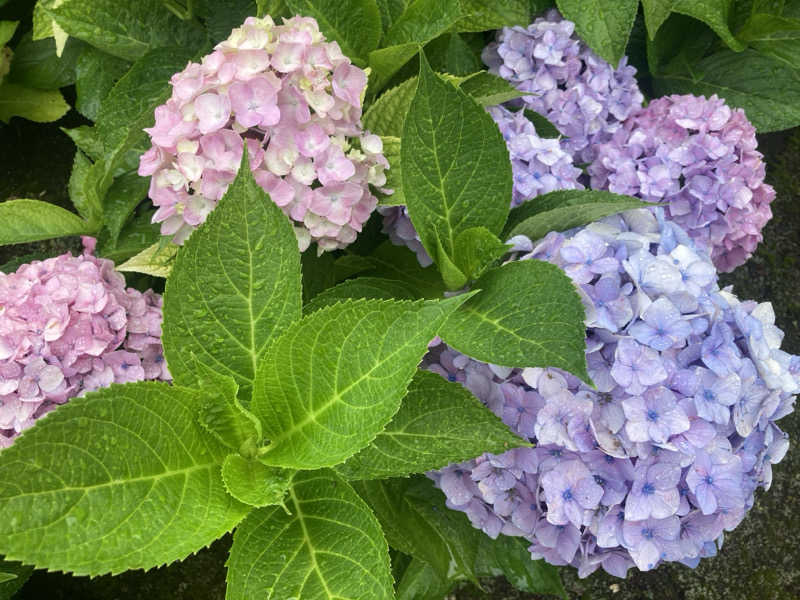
<box><xmin>427</xmin><ymin>209</ymin><xmax>798</xmax><ymax>577</ymax></box>
<box><xmin>589</xmin><ymin>94</ymin><xmax>775</xmax><ymax>272</ymax></box>
<box><xmin>481</xmin><ymin>9</ymin><xmax>644</xmax><ymax>163</ymax></box>
<box><xmin>139</xmin><ymin>15</ymin><xmax>388</xmax><ymax>251</ymax></box>
<box><xmin>379</xmin><ymin>104</ymin><xmax>582</xmax><ymax>265</ymax></box>
<box><xmin>0</xmin><ymin>238</ymin><xmax>169</xmax><ymax>448</ymax></box>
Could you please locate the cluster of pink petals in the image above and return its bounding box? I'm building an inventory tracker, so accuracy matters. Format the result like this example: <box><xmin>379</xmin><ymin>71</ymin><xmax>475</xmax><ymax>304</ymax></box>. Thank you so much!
<box><xmin>589</xmin><ymin>94</ymin><xmax>775</xmax><ymax>272</ymax></box>
<box><xmin>139</xmin><ymin>15</ymin><xmax>388</xmax><ymax>252</ymax></box>
<box><xmin>0</xmin><ymin>238</ymin><xmax>169</xmax><ymax>447</ymax></box>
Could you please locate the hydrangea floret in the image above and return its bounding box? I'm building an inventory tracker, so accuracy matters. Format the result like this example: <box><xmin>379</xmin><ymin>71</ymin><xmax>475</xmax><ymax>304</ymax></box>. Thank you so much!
<box><xmin>481</xmin><ymin>9</ymin><xmax>644</xmax><ymax>163</ymax></box>
<box><xmin>139</xmin><ymin>15</ymin><xmax>388</xmax><ymax>251</ymax></box>
<box><xmin>0</xmin><ymin>238</ymin><xmax>169</xmax><ymax>447</ymax></box>
<box><xmin>589</xmin><ymin>94</ymin><xmax>775</xmax><ymax>272</ymax></box>
<box><xmin>379</xmin><ymin>104</ymin><xmax>582</xmax><ymax>266</ymax></box>
<box><xmin>427</xmin><ymin>209</ymin><xmax>797</xmax><ymax>577</ymax></box>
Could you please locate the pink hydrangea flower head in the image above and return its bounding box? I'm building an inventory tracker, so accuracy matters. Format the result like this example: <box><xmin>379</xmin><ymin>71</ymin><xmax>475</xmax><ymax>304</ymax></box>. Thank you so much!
<box><xmin>139</xmin><ymin>15</ymin><xmax>388</xmax><ymax>251</ymax></box>
<box><xmin>0</xmin><ymin>238</ymin><xmax>170</xmax><ymax>448</ymax></box>
<box><xmin>589</xmin><ymin>94</ymin><xmax>775</xmax><ymax>272</ymax></box>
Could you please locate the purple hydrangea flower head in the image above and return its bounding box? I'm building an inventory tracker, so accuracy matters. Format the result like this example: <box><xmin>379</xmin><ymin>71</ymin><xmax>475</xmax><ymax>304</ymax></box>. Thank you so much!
<box><xmin>482</xmin><ymin>9</ymin><xmax>644</xmax><ymax>163</ymax></box>
<box><xmin>139</xmin><ymin>15</ymin><xmax>388</xmax><ymax>252</ymax></box>
<box><xmin>0</xmin><ymin>238</ymin><xmax>170</xmax><ymax>448</ymax></box>
<box><xmin>427</xmin><ymin>209</ymin><xmax>798</xmax><ymax>577</ymax></box>
<box><xmin>589</xmin><ymin>94</ymin><xmax>775</xmax><ymax>272</ymax></box>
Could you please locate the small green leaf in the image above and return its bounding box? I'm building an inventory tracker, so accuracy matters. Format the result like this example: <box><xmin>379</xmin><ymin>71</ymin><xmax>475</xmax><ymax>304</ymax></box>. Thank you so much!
<box><xmin>253</xmin><ymin>295</ymin><xmax>473</xmax><ymax>470</ymax></box>
<box><xmin>377</xmin><ymin>135</ymin><xmax>404</xmax><ymax>205</ymax></box>
<box><xmin>434</xmin><ymin>235</ymin><xmax>468</xmax><ymax>290</ymax></box>
<box><xmin>653</xmin><ymin>48</ymin><xmax>800</xmax><ymax>132</ymax></box>
<box><xmin>555</xmin><ymin>0</ymin><xmax>639</xmax><ymax>65</ymax></box>
<box><xmin>456</xmin><ymin>0</ymin><xmax>531</xmax><ymax>32</ymax></box>
<box><xmin>0</xmin><ymin>382</ymin><xmax>249</xmax><ymax>576</ymax></box>
<box><xmin>196</xmin><ymin>367</ymin><xmax>262</xmax><ymax>451</ymax></box>
<box><xmin>116</xmin><ymin>240</ymin><xmax>178</xmax><ymax>277</ymax></box>
<box><xmin>453</xmin><ymin>226</ymin><xmax>510</xmax><ymax>281</ymax></box>
<box><xmin>503</xmin><ymin>189</ymin><xmax>647</xmax><ymax>240</ymax></box>
<box><xmin>221</xmin><ymin>455</ymin><xmax>293</xmax><ymax>507</ymax></box>
<box><xmin>402</xmin><ymin>53</ymin><xmax>512</xmax><ymax>287</ymax></box>
<box><xmin>305</xmin><ymin>276</ymin><xmax>420</xmax><ymax>313</ymax></box>
<box><xmin>0</xmin><ymin>199</ymin><xmax>89</xmax><ymax>245</ymax></box>
<box><xmin>36</xmin><ymin>0</ymin><xmax>207</xmax><ymax>62</ymax></box>
<box><xmin>163</xmin><ymin>155</ymin><xmax>302</xmax><ymax>397</ymax></box>
<box><xmin>336</xmin><ymin>370</ymin><xmax>528</xmax><ymax>480</ymax></box>
<box><xmin>0</xmin><ymin>83</ymin><xmax>69</xmax><ymax>123</ymax></box>
<box><xmin>522</xmin><ymin>108</ymin><xmax>561</xmax><ymax>138</ymax></box>
<box><xmin>440</xmin><ymin>260</ymin><xmax>589</xmax><ymax>381</ymax></box>
<box><xmin>74</xmin><ymin>46</ymin><xmax>130</xmax><ymax>121</ymax></box>
<box><xmin>363</xmin><ymin>78</ymin><xmax>417</xmax><ymax>136</ymax></box>
<box><xmin>457</xmin><ymin>71</ymin><xmax>527</xmax><ymax>106</ymax></box>
<box><xmin>285</xmin><ymin>0</ymin><xmax>382</xmax><ymax>64</ymax></box>
<box><xmin>226</xmin><ymin>470</ymin><xmax>394</xmax><ymax>600</ymax></box>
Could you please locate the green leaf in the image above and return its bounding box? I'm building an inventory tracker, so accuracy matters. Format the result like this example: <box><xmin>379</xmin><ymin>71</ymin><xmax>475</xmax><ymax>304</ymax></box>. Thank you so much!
<box><xmin>256</xmin><ymin>0</ymin><xmax>291</xmax><ymax>18</ymax></box>
<box><xmin>195</xmin><ymin>365</ymin><xmax>263</xmax><ymax>451</ymax></box>
<box><xmin>74</xmin><ymin>46</ymin><xmax>130</xmax><ymax>121</ymax></box>
<box><xmin>116</xmin><ymin>240</ymin><xmax>178</xmax><ymax>278</ymax></box>
<box><xmin>456</xmin><ymin>0</ymin><xmax>531</xmax><ymax>32</ymax></box>
<box><xmin>377</xmin><ymin>135</ymin><xmax>404</xmax><ymax>205</ymax></box>
<box><xmin>737</xmin><ymin>13</ymin><xmax>800</xmax><ymax>67</ymax></box>
<box><xmin>402</xmin><ymin>53</ymin><xmax>512</xmax><ymax>289</ymax></box>
<box><xmin>361</xmin><ymin>241</ymin><xmax>446</xmax><ymax>298</ymax></box>
<box><xmin>221</xmin><ymin>455</ymin><xmax>293</xmax><ymax>507</ymax></box>
<box><xmin>641</xmin><ymin>0</ymin><xmax>678</xmax><ymax>38</ymax></box>
<box><xmin>457</xmin><ymin>70</ymin><xmax>527</xmax><ymax>106</ymax></box>
<box><xmin>97</xmin><ymin>209</ymin><xmax>161</xmax><ymax>264</ymax></box>
<box><xmin>199</xmin><ymin>0</ymin><xmax>258</xmax><ymax>44</ymax></box>
<box><xmin>0</xmin><ymin>382</ymin><xmax>250</xmax><ymax>575</ymax></box>
<box><xmin>555</xmin><ymin>0</ymin><xmax>639</xmax><ymax>64</ymax></box>
<box><xmin>0</xmin><ymin>83</ymin><xmax>69</xmax><ymax>123</ymax></box>
<box><xmin>453</xmin><ymin>226</ymin><xmax>509</xmax><ymax>281</ymax></box>
<box><xmin>0</xmin><ymin>21</ymin><xmax>16</xmax><ymax>47</ymax></box>
<box><xmin>1</xmin><ymin>252</ymin><xmax>53</xmax><ymax>274</ymax></box>
<box><xmin>102</xmin><ymin>170</ymin><xmax>149</xmax><ymax>247</ymax></box>
<box><xmin>425</xmin><ymin>32</ymin><xmax>482</xmax><ymax>76</ymax></box>
<box><xmin>440</xmin><ymin>260</ymin><xmax>589</xmax><ymax>381</ymax></box>
<box><xmin>368</xmin><ymin>43</ymin><xmax>420</xmax><ymax>94</ymax></box>
<box><xmin>61</xmin><ymin>124</ymin><xmax>104</xmax><ymax>161</ymax></box>
<box><xmin>363</xmin><ymin>77</ymin><xmax>417</xmax><ymax>136</ymax></box>
<box><xmin>502</xmin><ymin>189</ymin><xmax>647</xmax><ymax>240</ymax></box>
<box><xmin>0</xmin><ymin>574</ymin><xmax>14</xmax><ymax>584</ymax></box>
<box><xmin>301</xmin><ymin>249</ymin><xmax>336</xmax><ymax>304</ymax></box>
<box><xmin>376</xmin><ymin>0</ymin><xmax>408</xmax><ymax>33</ymax></box>
<box><xmin>0</xmin><ymin>558</ymin><xmax>32</xmax><ymax>600</ymax></box>
<box><xmin>68</xmin><ymin>149</ymin><xmax>100</xmax><ymax>223</ymax></box>
<box><xmin>305</xmin><ymin>276</ymin><xmax>420</xmax><ymax>313</ymax></box>
<box><xmin>285</xmin><ymin>0</ymin><xmax>382</xmax><ymax>64</ymax></box>
<box><xmin>671</xmin><ymin>0</ymin><xmax>745</xmax><ymax>51</ymax></box>
<box><xmin>653</xmin><ymin>48</ymin><xmax>800</xmax><ymax>131</ymax></box>
<box><xmin>226</xmin><ymin>470</ymin><xmax>394</xmax><ymax>600</ymax></box>
<box><xmin>37</xmin><ymin>0</ymin><xmax>207</xmax><ymax>62</ymax></box>
<box><xmin>435</xmin><ymin>236</ymin><xmax>468</xmax><ymax>290</ymax></box>
<box><xmin>522</xmin><ymin>108</ymin><xmax>562</xmax><ymax>138</ymax></box>
<box><xmin>0</xmin><ymin>199</ymin><xmax>89</xmax><ymax>245</ymax></box>
<box><xmin>475</xmin><ymin>536</ymin><xmax>567</xmax><ymax>598</ymax></box>
<box><xmin>395</xmin><ymin>557</ymin><xmax>451</xmax><ymax>600</ymax></box>
<box><xmin>336</xmin><ymin>370</ymin><xmax>528</xmax><ymax>480</ymax></box>
<box><xmin>252</xmin><ymin>295</ymin><xmax>472</xmax><ymax>469</ymax></box>
<box><xmin>163</xmin><ymin>156</ymin><xmax>302</xmax><ymax>397</ymax></box>
<box><xmin>7</xmin><ymin>33</ymin><xmax>83</xmax><ymax>89</ymax></box>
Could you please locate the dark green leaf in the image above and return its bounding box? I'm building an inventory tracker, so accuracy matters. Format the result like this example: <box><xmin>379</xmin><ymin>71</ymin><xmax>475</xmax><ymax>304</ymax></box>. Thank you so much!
<box><xmin>641</xmin><ymin>0</ymin><xmax>678</xmax><ymax>38</ymax></box>
<box><xmin>395</xmin><ymin>558</ymin><xmax>451</xmax><ymax>600</ymax></box>
<box><xmin>376</xmin><ymin>0</ymin><xmax>408</xmax><ymax>33</ymax></box>
<box><xmin>67</xmin><ymin>149</ymin><xmax>100</xmax><ymax>223</ymax></box>
<box><xmin>456</xmin><ymin>0</ymin><xmax>532</xmax><ymax>32</ymax></box>
<box><xmin>0</xmin><ymin>558</ymin><xmax>32</xmax><ymax>600</ymax></box>
<box><xmin>361</xmin><ymin>241</ymin><xmax>445</xmax><ymax>298</ymax></box>
<box><xmin>96</xmin><ymin>209</ymin><xmax>161</xmax><ymax>263</ymax></box>
<box><xmin>0</xmin><ymin>382</ymin><xmax>249</xmax><ymax>575</ymax></box>
<box><xmin>301</xmin><ymin>249</ymin><xmax>336</xmax><ymax>303</ymax></box>
<box><xmin>671</xmin><ymin>0</ymin><xmax>745</xmax><ymax>51</ymax></box>
<box><xmin>502</xmin><ymin>189</ymin><xmax>647</xmax><ymax>239</ymax></box>
<box><xmin>199</xmin><ymin>0</ymin><xmax>258</xmax><ymax>43</ymax></box>
<box><xmin>737</xmin><ymin>13</ymin><xmax>800</xmax><ymax>67</ymax></box>
<box><xmin>163</xmin><ymin>155</ymin><xmax>302</xmax><ymax>398</ymax></box>
<box><xmin>425</xmin><ymin>32</ymin><xmax>482</xmax><ymax>76</ymax></box>
<box><xmin>221</xmin><ymin>455</ymin><xmax>292</xmax><ymax>507</ymax></box>
<box><xmin>653</xmin><ymin>48</ymin><xmax>800</xmax><ymax>131</ymax></box>
<box><xmin>402</xmin><ymin>53</ymin><xmax>512</xmax><ymax>288</ymax></box>
<box><xmin>336</xmin><ymin>370</ymin><xmax>528</xmax><ymax>479</ymax></box>
<box><xmin>7</xmin><ymin>33</ymin><xmax>83</xmax><ymax>89</ymax></box>
<box><xmin>74</xmin><ymin>46</ymin><xmax>130</xmax><ymax>121</ymax></box>
<box><xmin>458</xmin><ymin>71</ymin><xmax>527</xmax><ymax>106</ymax></box>
<box><xmin>0</xmin><ymin>252</ymin><xmax>53</xmax><ymax>274</ymax></box>
<box><xmin>440</xmin><ymin>260</ymin><xmax>589</xmax><ymax>381</ymax></box>
<box><xmin>305</xmin><ymin>276</ymin><xmax>420</xmax><ymax>313</ymax></box>
<box><xmin>475</xmin><ymin>536</ymin><xmax>567</xmax><ymax>598</ymax></box>
<box><xmin>522</xmin><ymin>109</ymin><xmax>561</xmax><ymax>138</ymax></box>
<box><xmin>101</xmin><ymin>170</ymin><xmax>149</xmax><ymax>247</ymax></box>
<box><xmin>226</xmin><ymin>470</ymin><xmax>394</xmax><ymax>600</ymax></box>
<box><xmin>555</xmin><ymin>0</ymin><xmax>639</xmax><ymax>65</ymax></box>
<box><xmin>0</xmin><ymin>199</ymin><xmax>90</xmax><ymax>245</ymax></box>
<box><xmin>285</xmin><ymin>0</ymin><xmax>382</xmax><ymax>64</ymax></box>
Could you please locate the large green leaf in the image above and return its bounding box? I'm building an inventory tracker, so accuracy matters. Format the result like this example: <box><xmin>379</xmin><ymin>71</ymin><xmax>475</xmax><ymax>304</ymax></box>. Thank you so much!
<box><xmin>555</xmin><ymin>0</ymin><xmax>639</xmax><ymax>64</ymax></box>
<box><xmin>0</xmin><ymin>199</ymin><xmax>89</xmax><ymax>245</ymax></box>
<box><xmin>336</xmin><ymin>370</ymin><xmax>528</xmax><ymax>480</ymax></box>
<box><xmin>253</xmin><ymin>295</ymin><xmax>471</xmax><ymax>469</ymax></box>
<box><xmin>285</xmin><ymin>0</ymin><xmax>382</xmax><ymax>64</ymax></box>
<box><xmin>0</xmin><ymin>382</ymin><xmax>249</xmax><ymax>575</ymax></box>
<box><xmin>0</xmin><ymin>83</ymin><xmax>69</xmax><ymax>123</ymax></box>
<box><xmin>226</xmin><ymin>470</ymin><xmax>394</xmax><ymax>600</ymax></box>
<box><xmin>6</xmin><ymin>34</ymin><xmax>83</xmax><ymax>89</ymax></box>
<box><xmin>672</xmin><ymin>0</ymin><xmax>744</xmax><ymax>51</ymax></box>
<box><xmin>502</xmin><ymin>189</ymin><xmax>647</xmax><ymax>240</ymax></box>
<box><xmin>440</xmin><ymin>260</ymin><xmax>589</xmax><ymax>381</ymax></box>
<box><xmin>36</xmin><ymin>0</ymin><xmax>206</xmax><ymax>62</ymax></box>
<box><xmin>402</xmin><ymin>53</ymin><xmax>511</xmax><ymax>289</ymax></box>
<box><xmin>74</xmin><ymin>46</ymin><xmax>130</xmax><ymax>121</ymax></box>
<box><xmin>653</xmin><ymin>48</ymin><xmax>800</xmax><ymax>131</ymax></box>
<box><xmin>163</xmin><ymin>156</ymin><xmax>302</xmax><ymax>397</ymax></box>
<box><xmin>737</xmin><ymin>12</ymin><xmax>800</xmax><ymax>67</ymax></box>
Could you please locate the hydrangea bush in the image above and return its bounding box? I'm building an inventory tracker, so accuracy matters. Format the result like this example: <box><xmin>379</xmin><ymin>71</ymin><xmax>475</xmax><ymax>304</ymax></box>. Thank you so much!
<box><xmin>589</xmin><ymin>94</ymin><xmax>775</xmax><ymax>272</ymax></box>
<box><xmin>0</xmin><ymin>238</ymin><xmax>168</xmax><ymax>447</ymax></box>
<box><xmin>428</xmin><ymin>210</ymin><xmax>798</xmax><ymax>576</ymax></box>
<box><xmin>138</xmin><ymin>15</ymin><xmax>388</xmax><ymax>251</ymax></box>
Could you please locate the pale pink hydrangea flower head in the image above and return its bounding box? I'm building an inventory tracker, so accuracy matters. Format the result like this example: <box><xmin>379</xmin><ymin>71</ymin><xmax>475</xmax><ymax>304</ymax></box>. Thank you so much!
<box><xmin>0</xmin><ymin>238</ymin><xmax>169</xmax><ymax>448</ymax></box>
<box><xmin>139</xmin><ymin>15</ymin><xmax>389</xmax><ymax>252</ymax></box>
